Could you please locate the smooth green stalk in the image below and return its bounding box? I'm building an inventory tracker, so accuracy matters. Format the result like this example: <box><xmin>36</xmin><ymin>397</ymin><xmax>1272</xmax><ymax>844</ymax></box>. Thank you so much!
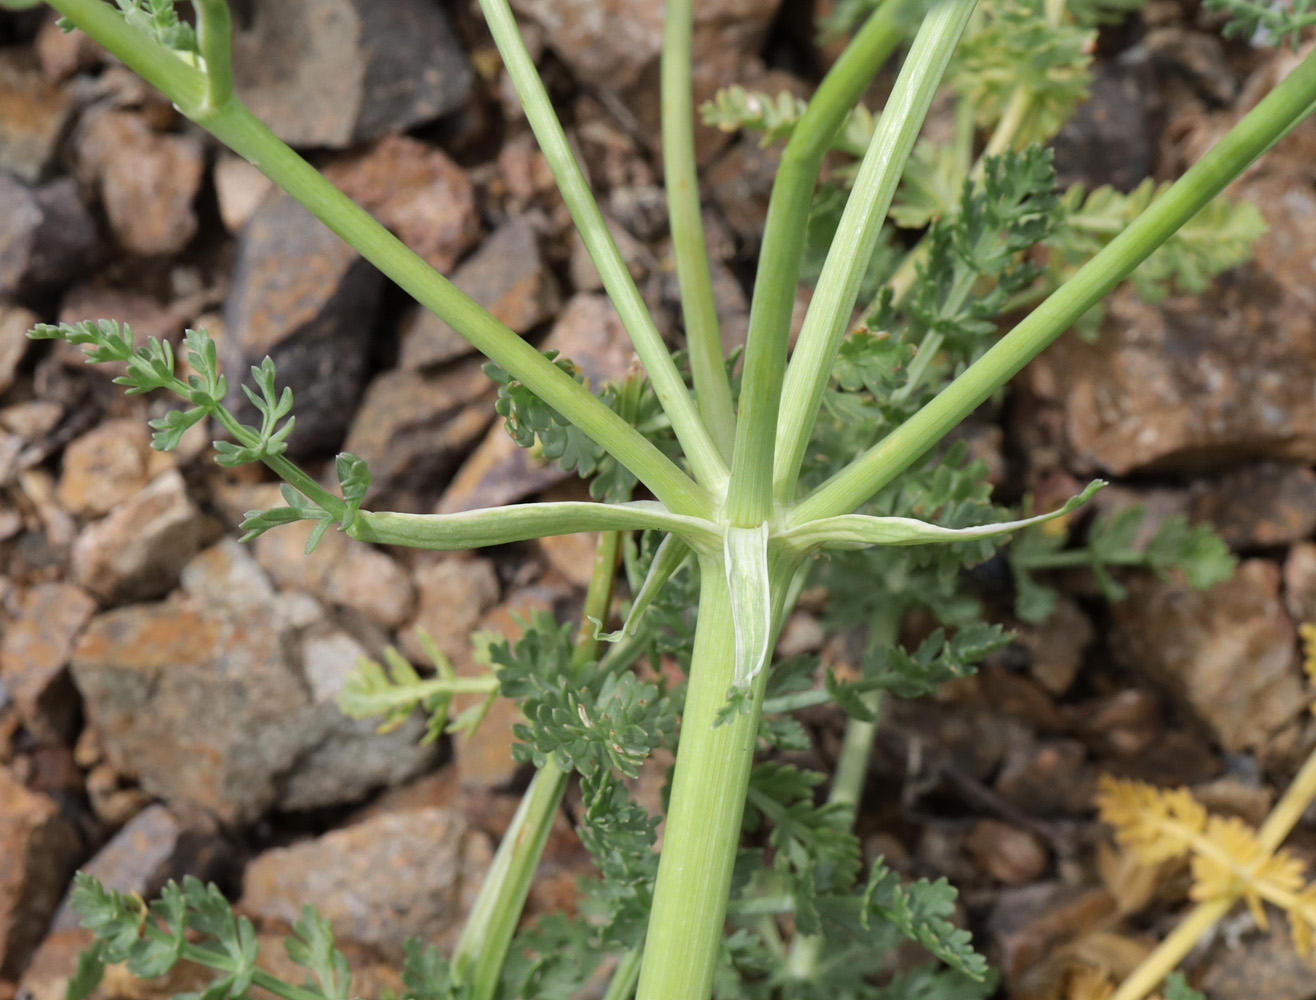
<box><xmin>785</xmin><ymin>603</ymin><xmax>901</xmax><ymax>978</ymax></box>
<box><xmin>452</xmin><ymin>764</ymin><xmax>569</xmax><ymax>996</ymax></box>
<box><xmin>725</xmin><ymin>0</ymin><xmax>912</xmax><ymax>525</ymax></box>
<box><xmin>662</xmin><ymin>0</ymin><xmax>736</xmax><ymax>459</ymax></box>
<box><xmin>635</xmin><ymin>548</ymin><xmax>801</xmax><ymax>1000</ymax></box>
<box><xmin>350</xmin><ymin>501</ymin><xmax>719</xmax><ymax>552</ymax></box>
<box><xmin>600</xmin><ymin>948</ymin><xmax>643</xmax><ymax>1000</ymax></box>
<box><xmin>193</xmin><ymin>0</ymin><xmax>233</xmax><ymax>110</ymax></box>
<box><xmin>478</xmin><ymin>0</ymin><xmax>729</xmax><ymax>495</ymax></box>
<box><xmin>453</xmin><ymin>529</ymin><xmax>622</xmax><ymax>998</ymax></box>
<box><xmin>773</xmin><ymin>0</ymin><xmax>978</xmax><ymax>506</ymax></box>
<box><xmin>794</xmin><ymin>43</ymin><xmax>1316</xmax><ymax>525</ymax></box>
<box><xmin>45</xmin><ymin>0</ymin><xmax>711</xmax><ymax>519</ymax></box>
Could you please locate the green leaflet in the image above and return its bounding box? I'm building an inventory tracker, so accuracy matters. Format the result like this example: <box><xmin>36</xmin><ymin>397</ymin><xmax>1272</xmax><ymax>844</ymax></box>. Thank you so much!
<box><xmin>724</xmin><ymin>523</ymin><xmax>772</xmax><ymax>688</ymax></box>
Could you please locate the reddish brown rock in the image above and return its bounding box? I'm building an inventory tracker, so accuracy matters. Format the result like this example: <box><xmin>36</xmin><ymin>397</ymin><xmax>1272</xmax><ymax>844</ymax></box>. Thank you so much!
<box><xmin>1282</xmin><ymin>541</ymin><xmax>1316</xmax><ymax>624</ymax></box>
<box><xmin>241</xmin><ymin>807</ymin><xmax>491</xmax><ymax>959</ymax></box>
<box><xmin>0</xmin><ymin>767</ymin><xmax>81</xmax><ymax>978</ymax></box>
<box><xmin>1111</xmin><ymin>559</ymin><xmax>1306</xmax><ymax>752</ymax></box>
<box><xmin>253</xmin><ymin>521</ymin><xmax>415</xmax><ymax>629</ymax></box>
<box><xmin>50</xmin><ymin>804</ymin><xmax>228</xmax><ymax>931</ymax></box>
<box><xmin>232</xmin><ymin>0</ymin><xmax>472</xmax><ymax>149</ymax></box>
<box><xmin>0</xmin><ymin>50</ymin><xmax>72</xmax><ymax>183</ymax></box>
<box><xmin>56</xmin><ymin>419</ymin><xmax>154</xmax><ymax>519</ymax></box>
<box><xmin>324</xmin><ymin>135</ymin><xmax>479</xmax><ymax>274</ymax></box>
<box><xmin>400</xmin><ymin>555</ymin><xmax>501</xmax><ymax>667</ymax></box>
<box><xmin>0</xmin><ymin>302</ymin><xmax>34</xmax><ymax>398</ymax></box>
<box><xmin>223</xmin><ymin>187</ymin><xmax>383</xmax><ymax>455</ymax></box>
<box><xmin>76</xmin><ymin>109</ymin><xmax>204</xmax><ymax>257</ymax></box>
<box><xmin>0</xmin><ymin>582</ymin><xmax>96</xmax><ymax>742</ymax></box>
<box><xmin>966</xmin><ymin>819</ymin><xmax>1050</xmax><ymax>885</ymax></box>
<box><xmin>1189</xmin><ymin>462</ymin><xmax>1316</xmax><ymax>549</ymax></box>
<box><xmin>1021</xmin><ymin>125</ymin><xmax>1316</xmax><ymax>476</ymax></box>
<box><xmin>71</xmin><ymin>470</ymin><xmax>204</xmax><ymax>603</ymax></box>
<box><xmin>438</xmin><ymin>421</ymin><xmax>571</xmax><ymax>514</ymax></box>
<box><xmin>340</xmin><ymin>360</ymin><xmax>494</xmax><ymax>508</ymax></box>
<box><xmin>398</xmin><ymin>218</ymin><xmax>559</xmax><ymax>370</ymax></box>
<box><xmin>19</xmin><ymin>927</ymin><xmax>212</xmax><ymax>1000</ymax></box>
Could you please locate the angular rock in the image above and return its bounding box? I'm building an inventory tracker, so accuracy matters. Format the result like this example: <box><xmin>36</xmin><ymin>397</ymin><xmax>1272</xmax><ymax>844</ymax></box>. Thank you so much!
<box><xmin>19</xmin><ymin>927</ymin><xmax>211</xmax><ymax>1000</ymax></box>
<box><xmin>50</xmin><ymin>804</ymin><xmax>228</xmax><ymax>931</ymax></box>
<box><xmin>55</xmin><ymin>418</ymin><xmax>154</xmax><ymax>519</ymax></box>
<box><xmin>1283</xmin><ymin>541</ymin><xmax>1316</xmax><ymax>624</ymax></box>
<box><xmin>340</xmin><ymin>360</ymin><xmax>494</xmax><ymax>509</ymax></box>
<box><xmin>76</xmin><ymin>109</ymin><xmax>204</xmax><ymax>257</ymax></box>
<box><xmin>72</xmin><ymin>543</ymin><xmax>436</xmax><ymax>823</ymax></box>
<box><xmin>0</xmin><ymin>176</ymin><xmax>98</xmax><ymax>298</ymax></box>
<box><xmin>0</xmin><ymin>49</ymin><xmax>72</xmax><ymax>183</ymax></box>
<box><xmin>0</xmin><ymin>582</ymin><xmax>96</xmax><ymax>743</ymax></box>
<box><xmin>1051</xmin><ymin>55</ymin><xmax>1154</xmax><ymax>192</ymax></box>
<box><xmin>1189</xmin><ymin>462</ymin><xmax>1316</xmax><ymax>549</ymax></box>
<box><xmin>1017</xmin><ymin>594</ymin><xmax>1094</xmax><ymax>695</ymax></box>
<box><xmin>401</xmin><ymin>555</ymin><xmax>501</xmax><ymax>667</ymax></box>
<box><xmin>441</xmin><ymin>416</ymin><xmax>573</xmax><ymax>515</ymax></box>
<box><xmin>223</xmin><ymin>187</ymin><xmax>383</xmax><ymax>455</ymax></box>
<box><xmin>510</xmin><ymin>0</ymin><xmax>780</xmax><ymax>132</ymax></box>
<box><xmin>213</xmin><ymin>155</ymin><xmax>272</xmax><ymax>234</ymax></box>
<box><xmin>232</xmin><ymin>0</ymin><xmax>473</xmax><ymax>148</ymax></box>
<box><xmin>0</xmin><ymin>302</ymin><xmax>34</xmax><ymax>398</ymax></box>
<box><xmin>1197</xmin><ymin>919</ymin><xmax>1316</xmax><ymax>1000</ymax></box>
<box><xmin>1111</xmin><ymin>559</ymin><xmax>1306</xmax><ymax>752</ymax></box>
<box><xmin>323</xmin><ymin>135</ymin><xmax>479</xmax><ymax>274</ymax></box>
<box><xmin>241</xmin><ymin>807</ymin><xmax>490</xmax><ymax>958</ymax></box>
<box><xmin>966</xmin><ymin>819</ymin><xmax>1049</xmax><ymax>886</ymax></box>
<box><xmin>705</xmin><ymin>135</ymin><xmax>782</xmax><ymax>246</ymax></box>
<box><xmin>279</xmin><ymin>629</ymin><xmax>440</xmax><ymax>812</ymax></box>
<box><xmin>1022</xmin><ymin>131</ymin><xmax>1316</xmax><ymax>475</ymax></box>
<box><xmin>253</xmin><ymin>519</ymin><xmax>416</xmax><ymax>629</ymax></box>
<box><xmin>0</xmin><ymin>767</ymin><xmax>81</xmax><ymax>978</ymax></box>
<box><xmin>71</xmin><ymin>470</ymin><xmax>204</xmax><ymax>603</ymax></box>
<box><xmin>398</xmin><ymin>218</ymin><xmax>559</xmax><ymax>370</ymax></box>
<box><xmin>541</xmin><ymin>293</ymin><xmax>639</xmax><ymax>387</ymax></box>
<box><xmin>34</xmin><ymin>16</ymin><xmax>103</xmax><ymax>84</ymax></box>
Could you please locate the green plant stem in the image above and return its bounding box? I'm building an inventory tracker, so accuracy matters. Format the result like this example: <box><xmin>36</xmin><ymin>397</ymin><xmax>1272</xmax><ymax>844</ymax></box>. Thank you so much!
<box><xmin>784</xmin><ymin>603</ymin><xmax>900</xmax><ymax>979</ymax></box>
<box><xmin>725</xmin><ymin>0</ymin><xmax>911</xmax><ymax>525</ymax></box>
<box><xmin>477</xmin><ymin>0</ymin><xmax>728</xmax><ymax>495</ymax></box>
<box><xmin>794</xmin><ymin>44</ymin><xmax>1316</xmax><ymax>525</ymax></box>
<box><xmin>45</xmin><ymin>0</ymin><xmax>712</xmax><ymax>520</ymax></box>
<box><xmin>193</xmin><ymin>0</ymin><xmax>233</xmax><ymax>110</ymax></box>
<box><xmin>350</xmin><ymin>501</ymin><xmax>719</xmax><ymax>553</ymax></box>
<box><xmin>774</xmin><ymin>0</ymin><xmax>978</xmax><ymax>507</ymax></box>
<box><xmin>600</xmin><ymin>948</ymin><xmax>643</xmax><ymax>1000</ymax></box>
<box><xmin>662</xmin><ymin>0</ymin><xmax>736</xmax><ymax>460</ymax></box>
<box><xmin>635</xmin><ymin>548</ymin><xmax>801</xmax><ymax>1000</ymax></box>
<box><xmin>452</xmin><ymin>528</ymin><xmax>623</xmax><ymax>999</ymax></box>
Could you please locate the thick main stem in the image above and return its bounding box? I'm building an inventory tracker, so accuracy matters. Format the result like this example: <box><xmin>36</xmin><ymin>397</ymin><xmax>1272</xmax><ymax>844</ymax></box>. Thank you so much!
<box><xmin>636</xmin><ymin>549</ymin><xmax>801</xmax><ymax>1000</ymax></box>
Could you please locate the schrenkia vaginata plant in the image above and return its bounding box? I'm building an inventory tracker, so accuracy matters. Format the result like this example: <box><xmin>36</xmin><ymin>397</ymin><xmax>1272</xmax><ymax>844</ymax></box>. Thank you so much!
<box><xmin>12</xmin><ymin>0</ymin><xmax>1316</xmax><ymax>997</ymax></box>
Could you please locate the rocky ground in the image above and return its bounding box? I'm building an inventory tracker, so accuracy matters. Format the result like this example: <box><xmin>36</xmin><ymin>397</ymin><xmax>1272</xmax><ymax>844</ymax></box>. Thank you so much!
<box><xmin>1</xmin><ymin>1</ymin><xmax>1316</xmax><ymax>999</ymax></box>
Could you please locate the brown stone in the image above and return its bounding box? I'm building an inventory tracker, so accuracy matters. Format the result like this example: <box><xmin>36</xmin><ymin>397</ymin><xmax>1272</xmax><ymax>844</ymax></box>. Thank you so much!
<box><xmin>233</xmin><ymin>0</ymin><xmax>472</xmax><ymax>149</ymax></box>
<box><xmin>0</xmin><ymin>582</ymin><xmax>96</xmax><ymax>742</ymax></box>
<box><xmin>340</xmin><ymin>361</ymin><xmax>494</xmax><ymax>508</ymax></box>
<box><xmin>0</xmin><ymin>176</ymin><xmax>99</xmax><ymax>298</ymax></box>
<box><xmin>1017</xmin><ymin>594</ymin><xmax>1094</xmax><ymax>695</ymax></box>
<box><xmin>71</xmin><ymin>470</ymin><xmax>204</xmax><ymax>603</ymax></box>
<box><xmin>398</xmin><ymin>218</ymin><xmax>559</xmax><ymax>370</ymax></box>
<box><xmin>1111</xmin><ymin>559</ymin><xmax>1306</xmax><ymax>751</ymax></box>
<box><xmin>438</xmin><ymin>421</ymin><xmax>571</xmax><ymax>514</ymax></box>
<box><xmin>240</xmin><ymin>807</ymin><xmax>490</xmax><ymax>959</ymax></box>
<box><xmin>223</xmin><ymin>187</ymin><xmax>383</xmax><ymax>455</ymax></box>
<box><xmin>0</xmin><ymin>767</ymin><xmax>81</xmax><ymax>978</ymax></box>
<box><xmin>212</xmin><ymin>155</ymin><xmax>272</xmax><ymax>234</ymax></box>
<box><xmin>253</xmin><ymin>516</ymin><xmax>415</xmax><ymax>630</ymax></box>
<box><xmin>0</xmin><ymin>50</ymin><xmax>72</xmax><ymax>183</ymax></box>
<box><xmin>19</xmin><ymin>927</ymin><xmax>211</xmax><ymax>1000</ymax></box>
<box><xmin>966</xmin><ymin>819</ymin><xmax>1049</xmax><ymax>885</ymax></box>
<box><xmin>0</xmin><ymin>302</ymin><xmax>34</xmax><ymax>398</ymax></box>
<box><xmin>56</xmin><ymin>419</ymin><xmax>153</xmax><ymax>519</ymax></box>
<box><xmin>1283</xmin><ymin>541</ymin><xmax>1316</xmax><ymax>624</ymax></box>
<box><xmin>76</xmin><ymin>109</ymin><xmax>204</xmax><ymax>257</ymax></box>
<box><xmin>1190</xmin><ymin>462</ymin><xmax>1316</xmax><ymax>549</ymax></box>
<box><xmin>324</xmin><ymin>135</ymin><xmax>479</xmax><ymax>274</ymax></box>
<box><xmin>401</xmin><ymin>555</ymin><xmax>501</xmax><ymax>667</ymax></box>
